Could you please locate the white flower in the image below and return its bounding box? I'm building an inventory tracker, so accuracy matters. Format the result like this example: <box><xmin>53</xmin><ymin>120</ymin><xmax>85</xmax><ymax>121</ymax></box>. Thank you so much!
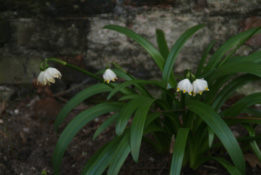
<box><xmin>37</xmin><ymin>67</ymin><xmax>62</xmax><ymax>85</ymax></box>
<box><xmin>37</xmin><ymin>71</ymin><xmax>46</xmax><ymax>85</ymax></box>
<box><xmin>192</xmin><ymin>79</ymin><xmax>209</xmax><ymax>96</ymax></box>
<box><xmin>103</xmin><ymin>69</ymin><xmax>117</xmax><ymax>83</ymax></box>
<box><xmin>176</xmin><ymin>79</ymin><xmax>193</xmax><ymax>96</ymax></box>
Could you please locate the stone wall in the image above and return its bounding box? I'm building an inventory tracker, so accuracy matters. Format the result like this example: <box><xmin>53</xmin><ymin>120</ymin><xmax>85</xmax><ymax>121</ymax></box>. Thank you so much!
<box><xmin>0</xmin><ymin>0</ymin><xmax>260</xmax><ymax>99</ymax></box>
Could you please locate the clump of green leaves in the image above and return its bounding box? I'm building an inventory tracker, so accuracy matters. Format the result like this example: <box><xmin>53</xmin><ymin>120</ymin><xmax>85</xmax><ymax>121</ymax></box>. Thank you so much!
<box><xmin>46</xmin><ymin>24</ymin><xmax>261</xmax><ymax>175</ymax></box>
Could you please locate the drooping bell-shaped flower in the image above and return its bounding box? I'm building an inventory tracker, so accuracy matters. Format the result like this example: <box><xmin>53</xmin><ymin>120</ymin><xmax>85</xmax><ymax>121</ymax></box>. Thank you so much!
<box><xmin>37</xmin><ymin>67</ymin><xmax>62</xmax><ymax>85</ymax></box>
<box><xmin>45</xmin><ymin>67</ymin><xmax>62</xmax><ymax>79</ymax></box>
<box><xmin>176</xmin><ymin>78</ymin><xmax>193</xmax><ymax>96</ymax></box>
<box><xmin>192</xmin><ymin>79</ymin><xmax>209</xmax><ymax>96</ymax></box>
<box><xmin>102</xmin><ymin>69</ymin><xmax>117</xmax><ymax>83</ymax></box>
<box><xmin>37</xmin><ymin>71</ymin><xmax>46</xmax><ymax>85</ymax></box>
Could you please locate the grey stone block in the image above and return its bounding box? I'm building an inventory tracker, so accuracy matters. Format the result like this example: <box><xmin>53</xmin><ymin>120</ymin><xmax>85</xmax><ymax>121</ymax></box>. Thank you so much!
<box><xmin>0</xmin><ymin>56</ymin><xmax>42</xmax><ymax>84</ymax></box>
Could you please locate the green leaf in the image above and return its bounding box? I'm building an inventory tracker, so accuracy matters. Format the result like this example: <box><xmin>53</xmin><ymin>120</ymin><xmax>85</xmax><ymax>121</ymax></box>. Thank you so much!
<box><xmin>225</xmin><ymin>117</ymin><xmax>261</xmax><ymax>125</ymax></box>
<box><xmin>104</xmin><ymin>24</ymin><xmax>176</xmax><ymax>87</ymax></box>
<box><xmin>244</xmin><ymin>108</ymin><xmax>261</xmax><ymax>116</ymax></box>
<box><xmin>222</xmin><ymin>92</ymin><xmax>261</xmax><ymax>117</ymax></box>
<box><xmin>170</xmin><ymin>128</ymin><xmax>190</xmax><ymax>175</ymax></box>
<box><xmin>213</xmin><ymin>157</ymin><xmax>242</xmax><ymax>175</ymax></box>
<box><xmin>83</xmin><ymin>136</ymin><xmax>122</xmax><ymax>175</ymax></box>
<box><xmin>162</xmin><ymin>24</ymin><xmax>205</xmax><ymax>87</ymax></box>
<box><xmin>107</xmin><ymin>79</ymin><xmax>163</xmax><ymax>100</ymax></box>
<box><xmin>245</xmin><ymin>125</ymin><xmax>261</xmax><ymax>161</ymax></box>
<box><xmin>130</xmin><ymin>97</ymin><xmax>155</xmax><ymax>162</ymax></box>
<box><xmin>203</xmin><ymin>27</ymin><xmax>261</xmax><ymax>74</ymax></box>
<box><xmin>81</xmin><ymin>143</ymin><xmax>109</xmax><ymax>175</ymax></box>
<box><xmin>144</xmin><ymin>112</ymin><xmax>162</xmax><ymax>127</ymax></box>
<box><xmin>93</xmin><ymin>113</ymin><xmax>120</xmax><ymax>140</ymax></box>
<box><xmin>226</xmin><ymin>51</ymin><xmax>261</xmax><ymax>63</ymax></box>
<box><xmin>209</xmin><ymin>61</ymin><xmax>261</xmax><ymax>83</ymax></box>
<box><xmin>108</xmin><ymin>132</ymin><xmax>131</xmax><ymax>175</ymax></box>
<box><xmin>143</xmin><ymin>123</ymin><xmax>166</xmax><ymax>134</ymax></box>
<box><xmin>211</xmin><ymin>74</ymin><xmax>259</xmax><ymax>110</ymax></box>
<box><xmin>54</xmin><ymin>83</ymin><xmax>112</xmax><ymax>131</ymax></box>
<box><xmin>204</xmin><ymin>75</ymin><xmax>232</xmax><ymax>103</ymax></box>
<box><xmin>156</xmin><ymin>29</ymin><xmax>169</xmax><ymax>59</ymax></box>
<box><xmin>97</xmin><ymin>68</ymin><xmax>151</xmax><ymax>97</ymax></box>
<box><xmin>116</xmin><ymin>96</ymin><xmax>152</xmax><ymax>136</ymax></box>
<box><xmin>104</xmin><ymin>25</ymin><xmax>165</xmax><ymax>70</ymax></box>
<box><xmin>112</xmin><ymin>69</ymin><xmax>151</xmax><ymax>97</ymax></box>
<box><xmin>196</xmin><ymin>40</ymin><xmax>215</xmax><ymax>76</ymax></box>
<box><xmin>52</xmin><ymin>102</ymin><xmax>123</xmax><ymax>175</ymax></box>
<box><xmin>208</xmin><ymin>127</ymin><xmax>215</xmax><ymax>148</ymax></box>
<box><xmin>187</xmin><ymin>100</ymin><xmax>245</xmax><ymax>174</ymax></box>
<box><xmin>237</xmin><ymin>136</ymin><xmax>261</xmax><ymax>143</ymax></box>
<box><xmin>119</xmin><ymin>94</ymin><xmax>142</xmax><ymax>101</ymax></box>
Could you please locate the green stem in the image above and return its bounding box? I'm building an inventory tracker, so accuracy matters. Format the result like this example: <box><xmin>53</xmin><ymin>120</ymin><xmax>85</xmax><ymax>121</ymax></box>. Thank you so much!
<box><xmin>218</xmin><ymin>27</ymin><xmax>260</xmax><ymax>67</ymax></box>
<box><xmin>45</xmin><ymin>57</ymin><xmax>113</xmax><ymax>88</ymax></box>
<box><xmin>112</xmin><ymin>62</ymin><xmax>153</xmax><ymax>98</ymax></box>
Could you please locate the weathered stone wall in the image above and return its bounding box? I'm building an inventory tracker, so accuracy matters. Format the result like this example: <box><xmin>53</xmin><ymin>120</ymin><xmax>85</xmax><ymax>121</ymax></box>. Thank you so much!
<box><xmin>0</xmin><ymin>0</ymin><xmax>261</xmax><ymax>99</ymax></box>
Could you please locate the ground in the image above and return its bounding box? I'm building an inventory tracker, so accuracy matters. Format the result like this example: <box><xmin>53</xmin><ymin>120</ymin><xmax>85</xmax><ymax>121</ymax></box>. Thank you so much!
<box><xmin>0</xmin><ymin>91</ymin><xmax>261</xmax><ymax>175</ymax></box>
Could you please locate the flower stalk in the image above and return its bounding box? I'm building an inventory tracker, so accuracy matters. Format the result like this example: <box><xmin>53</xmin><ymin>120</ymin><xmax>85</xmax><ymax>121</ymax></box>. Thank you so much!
<box><xmin>46</xmin><ymin>57</ymin><xmax>104</xmax><ymax>82</ymax></box>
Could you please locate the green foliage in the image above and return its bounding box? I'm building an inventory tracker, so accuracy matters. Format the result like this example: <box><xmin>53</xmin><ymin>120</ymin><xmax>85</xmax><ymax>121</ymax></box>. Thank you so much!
<box><xmin>170</xmin><ymin>128</ymin><xmax>190</xmax><ymax>175</ymax></box>
<box><xmin>50</xmin><ymin>24</ymin><xmax>261</xmax><ymax>175</ymax></box>
<box><xmin>162</xmin><ymin>24</ymin><xmax>205</xmax><ymax>87</ymax></box>
<box><xmin>188</xmin><ymin>100</ymin><xmax>245</xmax><ymax>173</ymax></box>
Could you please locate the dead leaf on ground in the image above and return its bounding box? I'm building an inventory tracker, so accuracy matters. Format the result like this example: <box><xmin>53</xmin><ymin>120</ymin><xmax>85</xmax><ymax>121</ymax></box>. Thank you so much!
<box><xmin>32</xmin><ymin>79</ymin><xmax>53</xmax><ymax>96</ymax></box>
<box><xmin>33</xmin><ymin>97</ymin><xmax>61</xmax><ymax>122</ymax></box>
<box><xmin>244</xmin><ymin>153</ymin><xmax>261</xmax><ymax>168</ymax></box>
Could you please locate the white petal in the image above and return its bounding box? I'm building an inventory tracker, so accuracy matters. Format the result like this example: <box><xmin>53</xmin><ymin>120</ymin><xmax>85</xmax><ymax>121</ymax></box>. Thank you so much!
<box><xmin>46</xmin><ymin>67</ymin><xmax>62</xmax><ymax>78</ymax></box>
<box><xmin>37</xmin><ymin>67</ymin><xmax>62</xmax><ymax>86</ymax></box>
<box><xmin>102</xmin><ymin>69</ymin><xmax>117</xmax><ymax>83</ymax></box>
<box><xmin>37</xmin><ymin>71</ymin><xmax>46</xmax><ymax>85</ymax></box>
<box><xmin>177</xmin><ymin>79</ymin><xmax>193</xmax><ymax>95</ymax></box>
<box><xmin>192</xmin><ymin>79</ymin><xmax>209</xmax><ymax>95</ymax></box>
<box><xmin>44</xmin><ymin>71</ymin><xmax>55</xmax><ymax>84</ymax></box>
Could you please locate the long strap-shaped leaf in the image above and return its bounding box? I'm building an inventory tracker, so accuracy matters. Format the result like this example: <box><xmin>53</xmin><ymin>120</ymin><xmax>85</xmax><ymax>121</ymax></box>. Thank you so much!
<box><xmin>187</xmin><ymin>100</ymin><xmax>245</xmax><ymax>174</ymax></box>
<box><xmin>162</xmin><ymin>24</ymin><xmax>205</xmax><ymax>87</ymax></box>
<box><xmin>81</xmin><ymin>142</ymin><xmax>110</xmax><ymax>174</ymax></box>
<box><xmin>82</xmin><ymin>136</ymin><xmax>122</xmax><ymax>175</ymax></box>
<box><xmin>226</xmin><ymin>51</ymin><xmax>261</xmax><ymax>63</ymax></box>
<box><xmin>213</xmin><ymin>157</ymin><xmax>242</xmax><ymax>175</ymax></box>
<box><xmin>156</xmin><ymin>29</ymin><xmax>169</xmax><ymax>60</ymax></box>
<box><xmin>130</xmin><ymin>97</ymin><xmax>155</xmax><ymax>162</ymax></box>
<box><xmin>196</xmin><ymin>40</ymin><xmax>215</xmax><ymax>76</ymax></box>
<box><xmin>203</xmin><ymin>27</ymin><xmax>261</xmax><ymax>74</ymax></box>
<box><xmin>205</xmin><ymin>75</ymin><xmax>233</xmax><ymax>103</ymax></box>
<box><xmin>93</xmin><ymin>113</ymin><xmax>120</xmax><ymax>140</ymax></box>
<box><xmin>170</xmin><ymin>128</ymin><xmax>190</xmax><ymax>175</ymax></box>
<box><xmin>113</xmin><ymin>69</ymin><xmax>151</xmax><ymax>97</ymax></box>
<box><xmin>104</xmin><ymin>25</ymin><xmax>177</xmax><ymax>87</ymax></box>
<box><xmin>245</xmin><ymin>125</ymin><xmax>261</xmax><ymax>161</ymax></box>
<box><xmin>209</xmin><ymin>61</ymin><xmax>261</xmax><ymax>83</ymax></box>
<box><xmin>107</xmin><ymin>79</ymin><xmax>163</xmax><ymax>100</ymax></box>
<box><xmin>116</xmin><ymin>96</ymin><xmax>152</xmax><ymax>136</ymax></box>
<box><xmin>104</xmin><ymin>25</ymin><xmax>165</xmax><ymax>71</ymax></box>
<box><xmin>54</xmin><ymin>83</ymin><xmax>112</xmax><ymax>131</ymax></box>
<box><xmin>222</xmin><ymin>92</ymin><xmax>261</xmax><ymax>117</ymax></box>
<box><xmin>108</xmin><ymin>132</ymin><xmax>131</xmax><ymax>175</ymax></box>
<box><xmin>52</xmin><ymin>102</ymin><xmax>123</xmax><ymax>175</ymax></box>
<box><xmin>211</xmin><ymin>74</ymin><xmax>259</xmax><ymax>110</ymax></box>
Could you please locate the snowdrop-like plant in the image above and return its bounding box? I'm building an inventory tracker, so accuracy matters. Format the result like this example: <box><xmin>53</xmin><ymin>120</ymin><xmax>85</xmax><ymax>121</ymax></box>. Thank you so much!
<box><xmin>176</xmin><ymin>78</ymin><xmax>193</xmax><ymax>95</ymax></box>
<box><xmin>103</xmin><ymin>68</ymin><xmax>117</xmax><ymax>83</ymax></box>
<box><xmin>37</xmin><ymin>67</ymin><xmax>62</xmax><ymax>85</ymax></box>
<box><xmin>192</xmin><ymin>78</ymin><xmax>209</xmax><ymax>96</ymax></box>
<box><xmin>41</xmin><ymin>25</ymin><xmax>261</xmax><ymax>175</ymax></box>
